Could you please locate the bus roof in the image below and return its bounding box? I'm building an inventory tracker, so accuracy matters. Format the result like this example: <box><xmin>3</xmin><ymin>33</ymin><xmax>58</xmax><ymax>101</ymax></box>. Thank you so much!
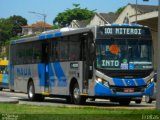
<box><xmin>10</xmin><ymin>27</ymin><xmax>94</xmax><ymax>44</ymax></box>
<box><xmin>10</xmin><ymin>24</ymin><xmax>148</xmax><ymax>44</ymax></box>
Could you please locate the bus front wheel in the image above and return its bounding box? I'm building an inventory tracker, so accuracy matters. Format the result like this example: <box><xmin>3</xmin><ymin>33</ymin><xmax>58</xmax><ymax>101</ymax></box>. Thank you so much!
<box><xmin>0</xmin><ymin>88</ymin><xmax>2</xmax><ymax>91</ymax></box>
<box><xmin>72</xmin><ymin>83</ymin><xmax>86</xmax><ymax>105</ymax></box>
<box><xmin>27</xmin><ymin>81</ymin><xmax>44</xmax><ymax>101</ymax></box>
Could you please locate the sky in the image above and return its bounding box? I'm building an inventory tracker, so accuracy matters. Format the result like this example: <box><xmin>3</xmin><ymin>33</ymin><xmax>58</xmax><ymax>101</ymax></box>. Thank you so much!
<box><xmin>0</xmin><ymin>0</ymin><xmax>158</xmax><ymax>25</ymax></box>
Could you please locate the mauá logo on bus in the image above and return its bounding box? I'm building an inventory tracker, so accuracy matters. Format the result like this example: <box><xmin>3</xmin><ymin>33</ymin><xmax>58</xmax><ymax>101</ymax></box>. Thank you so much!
<box><xmin>16</xmin><ymin>67</ymin><xmax>31</xmax><ymax>77</ymax></box>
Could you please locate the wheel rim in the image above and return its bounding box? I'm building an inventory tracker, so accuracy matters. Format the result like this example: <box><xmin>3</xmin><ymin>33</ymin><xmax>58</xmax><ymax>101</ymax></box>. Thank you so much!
<box><xmin>145</xmin><ymin>96</ymin><xmax>150</xmax><ymax>103</ymax></box>
<box><xmin>73</xmin><ymin>87</ymin><xmax>80</xmax><ymax>100</ymax></box>
<box><xmin>29</xmin><ymin>84</ymin><xmax>34</xmax><ymax>98</ymax></box>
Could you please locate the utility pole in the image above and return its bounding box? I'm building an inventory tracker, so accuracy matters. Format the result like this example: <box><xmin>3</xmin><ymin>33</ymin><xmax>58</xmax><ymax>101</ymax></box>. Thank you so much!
<box><xmin>136</xmin><ymin>0</ymin><xmax>138</xmax><ymax>24</ymax></box>
<box><xmin>29</xmin><ymin>11</ymin><xmax>47</xmax><ymax>31</ymax></box>
<box><xmin>156</xmin><ymin>0</ymin><xmax>160</xmax><ymax>110</ymax></box>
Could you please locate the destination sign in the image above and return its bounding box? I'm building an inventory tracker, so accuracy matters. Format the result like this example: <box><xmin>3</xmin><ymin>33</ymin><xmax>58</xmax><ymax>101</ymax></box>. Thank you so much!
<box><xmin>104</xmin><ymin>28</ymin><xmax>142</xmax><ymax>35</ymax></box>
<box><xmin>97</xmin><ymin>26</ymin><xmax>151</xmax><ymax>37</ymax></box>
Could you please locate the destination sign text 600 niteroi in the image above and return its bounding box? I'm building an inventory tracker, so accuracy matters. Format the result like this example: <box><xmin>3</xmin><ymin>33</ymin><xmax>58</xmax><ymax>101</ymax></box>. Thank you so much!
<box><xmin>104</xmin><ymin>28</ymin><xmax>142</xmax><ymax>35</ymax></box>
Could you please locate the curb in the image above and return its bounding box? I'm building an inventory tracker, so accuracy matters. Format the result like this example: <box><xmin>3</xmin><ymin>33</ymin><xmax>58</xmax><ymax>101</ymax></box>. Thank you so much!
<box><xmin>0</xmin><ymin>97</ymin><xmax>19</xmax><ymax>104</ymax></box>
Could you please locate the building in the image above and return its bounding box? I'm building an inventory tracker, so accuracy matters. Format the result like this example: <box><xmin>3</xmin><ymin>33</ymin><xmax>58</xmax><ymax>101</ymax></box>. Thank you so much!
<box><xmin>22</xmin><ymin>21</ymin><xmax>52</xmax><ymax>35</ymax></box>
<box><xmin>69</xmin><ymin>20</ymin><xmax>90</xmax><ymax>28</ymax></box>
<box><xmin>69</xmin><ymin>12</ymin><xmax>118</xmax><ymax>28</ymax></box>
<box><xmin>88</xmin><ymin>12</ymin><xmax>118</xmax><ymax>26</ymax></box>
<box><xmin>115</xmin><ymin>4</ymin><xmax>158</xmax><ymax>69</ymax></box>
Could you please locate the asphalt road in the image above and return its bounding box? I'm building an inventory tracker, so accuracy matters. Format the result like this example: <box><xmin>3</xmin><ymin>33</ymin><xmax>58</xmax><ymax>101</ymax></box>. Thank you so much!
<box><xmin>0</xmin><ymin>89</ymin><xmax>156</xmax><ymax>109</ymax></box>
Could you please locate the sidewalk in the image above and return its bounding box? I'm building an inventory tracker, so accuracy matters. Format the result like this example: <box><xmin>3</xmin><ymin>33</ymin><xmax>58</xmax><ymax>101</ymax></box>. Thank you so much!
<box><xmin>0</xmin><ymin>96</ymin><xmax>19</xmax><ymax>104</ymax></box>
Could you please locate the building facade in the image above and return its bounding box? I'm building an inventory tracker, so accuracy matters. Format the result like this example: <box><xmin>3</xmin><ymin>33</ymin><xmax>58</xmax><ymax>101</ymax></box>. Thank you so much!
<box><xmin>22</xmin><ymin>21</ymin><xmax>52</xmax><ymax>35</ymax></box>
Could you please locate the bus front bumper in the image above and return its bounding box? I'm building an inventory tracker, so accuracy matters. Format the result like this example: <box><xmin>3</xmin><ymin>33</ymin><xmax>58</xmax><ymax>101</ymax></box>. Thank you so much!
<box><xmin>94</xmin><ymin>82</ymin><xmax>154</xmax><ymax>97</ymax></box>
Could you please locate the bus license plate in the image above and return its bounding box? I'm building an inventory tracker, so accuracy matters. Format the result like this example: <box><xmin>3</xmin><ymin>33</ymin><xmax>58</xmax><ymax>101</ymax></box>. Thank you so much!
<box><xmin>124</xmin><ymin>88</ymin><xmax>134</xmax><ymax>93</ymax></box>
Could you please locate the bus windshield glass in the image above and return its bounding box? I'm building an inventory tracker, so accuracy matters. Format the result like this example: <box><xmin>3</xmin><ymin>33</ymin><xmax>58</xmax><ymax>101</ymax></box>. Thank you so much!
<box><xmin>0</xmin><ymin>65</ymin><xmax>7</xmax><ymax>74</ymax></box>
<box><xmin>96</xmin><ymin>39</ymin><xmax>152</xmax><ymax>70</ymax></box>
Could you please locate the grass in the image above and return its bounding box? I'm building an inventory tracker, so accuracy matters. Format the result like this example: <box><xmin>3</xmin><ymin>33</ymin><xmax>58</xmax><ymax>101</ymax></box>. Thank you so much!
<box><xmin>0</xmin><ymin>103</ymin><xmax>159</xmax><ymax>120</ymax></box>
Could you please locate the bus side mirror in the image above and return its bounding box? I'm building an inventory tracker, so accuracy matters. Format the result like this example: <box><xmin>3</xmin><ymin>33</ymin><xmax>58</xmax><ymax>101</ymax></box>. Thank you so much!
<box><xmin>90</xmin><ymin>43</ymin><xmax>95</xmax><ymax>60</ymax></box>
<box><xmin>88</xmin><ymin>32</ymin><xmax>95</xmax><ymax>61</ymax></box>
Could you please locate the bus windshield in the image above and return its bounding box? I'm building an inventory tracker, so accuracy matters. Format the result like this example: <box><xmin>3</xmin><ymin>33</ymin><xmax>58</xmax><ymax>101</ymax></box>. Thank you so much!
<box><xmin>96</xmin><ymin>39</ymin><xmax>153</xmax><ymax>70</ymax></box>
<box><xmin>0</xmin><ymin>65</ymin><xmax>7</xmax><ymax>74</ymax></box>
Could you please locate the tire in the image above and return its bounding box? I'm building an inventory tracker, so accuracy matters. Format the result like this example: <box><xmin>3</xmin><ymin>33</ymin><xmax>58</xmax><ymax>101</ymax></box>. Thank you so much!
<box><xmin>145</xmin><ymin>96</ymin><xmax>152</xmax><ymax>103</ymax></box>
<box><xmin>66</xmin><ymin>96</ymin><xmax>72</xmax><ymax>104</ymax></box>
<box><xmin>27</xmin><ymin>81</ymin><xmax>44</xmax><ymax>101</ymax></box>
<box><xmin>0</xmin><ymin>88</ymin><xmax>3</xmax><ymax>91</ymax></box>
<box><xmin>88</xmin><ymin>98</ymin><xmax>95</xmax><ymax>101</ymax></box>
<box><xmin>72</xmin><ymin>83</ymin><xmax>86</xmax><ymax>105</ymax></box>
<box><xmin>119</xmin><ymin>99</ymin><xmax>131</xmax><ymax>106</ymax></box>
<box><xmin>10</xmin><ymin>89</ymin><xmax>14</xmax><ymax>92</ymax></box>
<box><xmin>135</xmin><ymin>99</ymin><xmax>142</xmax><ymax>104</ymax></box>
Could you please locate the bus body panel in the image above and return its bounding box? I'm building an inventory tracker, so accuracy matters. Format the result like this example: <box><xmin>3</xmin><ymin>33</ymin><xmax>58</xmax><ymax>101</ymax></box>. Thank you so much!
<box><xmin>48</xmin><ymin>61</ymin><xmax>83</xmax><ymax>95</ymax></box>
<box><xmin>12</xmin><ymin>61</ymin><xmax>84</xmax><ymax>96</ymax></box>
<box><xmin>12</xmin><ymin>64</ymin><xmax>44</xmax><ymax>93</ymax></box>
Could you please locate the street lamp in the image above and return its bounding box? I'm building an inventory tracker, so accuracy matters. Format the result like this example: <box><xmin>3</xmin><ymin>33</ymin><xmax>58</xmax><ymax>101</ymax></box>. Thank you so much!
<box><xmin>29</xmin><ymin>11</ymin><xmax>47</xmax><ymax>31</ymax></box>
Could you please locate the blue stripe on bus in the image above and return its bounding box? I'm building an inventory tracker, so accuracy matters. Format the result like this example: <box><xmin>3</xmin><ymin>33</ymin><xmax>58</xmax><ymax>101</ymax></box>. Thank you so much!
<box><xmin>135</xmin><ymin>78</ymin><xmax>146</xmax><ymax>86</ymax></box>
<box><xmin>48</xmin><ymin>63</ymin><xmax>55</xmax><ymax>87</ymax></box>
<box><xmin>144</xmin><ymin>82</ymin><xmax>154</xmax><ymax>96</ymax></box>
<box><xmin>112</xmin><ymin>78</ymin><xmax>146</xmax><ymax>87</ymax></box>
<box><xmin>54</xmin><ymin>32</ymin><xmax>62</xmax><ymax>37</ymax></box>
<box><xmin>94</xmin><ymin>82</ymin><xmax>143</xmax><ymax>97</ymax></box>
<box><xmin>124</xmin><ymin>79</ymin><xmax>136</xmax><ymax>86</ymax></box>
<box><xmin>95</xmin><ymin>82</ymin><xmax>113</xmax><ymax>96</ymax></box>
<box><xmin>39</xmin><ymin>35</ymin><xmax>46</xmax><ymax>40</ymax></box>
<box><xmin>38</xmin><ymin>64</ymin><xmax>45</xmax><ymax>86</ymax></box>
<box><xmin>39</xmin><ymin>32</ymin><xmax>62</xmax><ymax>40</ymax></box>
<box><xmin>46</xmin><ymin>34</ymin><xmax>53</xmax><ymax>39</ymax></box>
<box><xmin>9</xmin><ymin>64</ymin><xmax>14</xmax><ymax>86</ymax></box>
<box><xmin>112</xmin><ymin>78</ymin><xmax>124</xmax><ymax>86</ymax></box>
<box><xmin>39</xmin><ymin>36</ymin><xmax>45</xmax><ymax>40</ymax></box>
<box><xmin>53</xmin><ymin>62</ymin><xmax>67</xmax><ymax>87</ymax></box>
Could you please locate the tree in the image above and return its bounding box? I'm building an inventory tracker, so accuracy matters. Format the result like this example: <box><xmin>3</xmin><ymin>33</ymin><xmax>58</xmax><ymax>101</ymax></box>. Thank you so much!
<box><xmin>53</xmin><ymin>4</ymin><xmax>95</xmax><ymax>27</ymax></box>
<box><xmin>0</xmin><ymin>15</ymin><xmax>27</xmax><ymax>45</ymax></box>
<box><xmin>0</xmin><ymin>18</ymin><xmax>11</xmax><ymax>44</ymax></box>
<box><xmin>115</xmin><ymin>6</ymin><xmax>126</xmax><ymax>15</ymax></box>
<box><xmin>8</xmin><ymin>15</ymin><xmax>27</xmax><ymax>37</ymax></box>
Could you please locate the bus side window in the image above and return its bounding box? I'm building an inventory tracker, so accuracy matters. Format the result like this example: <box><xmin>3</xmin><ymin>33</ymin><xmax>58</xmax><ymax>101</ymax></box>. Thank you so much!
<box><xmin>33</xmin><ymin>42</ymin><xmax>42</xmax><ymax>63</ymax></box>
<box><xmin>69</xmin><ymin>35</ymin><xmax>81</xmax><ymax>61</ymax></box>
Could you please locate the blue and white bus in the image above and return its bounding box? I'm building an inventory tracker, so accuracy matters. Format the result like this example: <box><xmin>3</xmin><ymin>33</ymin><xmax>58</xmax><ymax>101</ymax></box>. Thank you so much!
<box><xmin>9</xmin><ymin>24</ymin><xmax>154</xmax><ymax>105</ymax></box>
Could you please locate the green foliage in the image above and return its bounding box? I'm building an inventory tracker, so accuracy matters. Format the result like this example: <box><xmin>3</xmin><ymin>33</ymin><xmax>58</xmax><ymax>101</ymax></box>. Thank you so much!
<box><xmin>0</xmin><ymin>15</ymin><xmax>27</xmax><ymax>43</ymax></box>
<box><xmin>8</xmin><ymin>15</ymin><xmax>27</xmax><ymax>37</ymax></box>
<box><xmin>0</xmin><ymin>16</ymin><xmax>27</xmax><ymax>58</ymax></box>
<box><xmin>115</xmin><ymin>6</ymin><xmax>126</xmax><ymax>15</ymax></box>
<box><xmin>53</xmin><ymin>4</ymin><xmax>95</xmax><ymax>27</ymax></box>
<box><xmin>0</xmin><ymin>104</ymin><xmax>160</xmax><ymax>120</ymax></box>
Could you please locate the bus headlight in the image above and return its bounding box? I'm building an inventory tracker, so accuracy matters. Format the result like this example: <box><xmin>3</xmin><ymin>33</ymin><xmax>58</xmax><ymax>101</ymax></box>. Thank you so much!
<box><xmin>97</xmin><ymin>78</ymin><xmax>102</xmax><ymax>83</ymax></box>
<box><xmin>151</xmin><ymin>78</ymin><xmax>154</xmax><ymax>82</ymax></box>
<box><xmin>96</xmin><ymin>77</ymin><xmax>109</xmax><ymax>87</ymax></box>
<box><xmin>147</xmin><ymin>78</ymin><xmax>154</xmax><ymax>86</ymax></box>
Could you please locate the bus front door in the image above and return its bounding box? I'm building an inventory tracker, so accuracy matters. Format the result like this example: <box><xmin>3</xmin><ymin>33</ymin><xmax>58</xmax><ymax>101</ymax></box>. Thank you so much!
<box><xmin>42</xmin><ymin>43</ymin><xmax>49</xmax><ymax>94</ymax></box>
